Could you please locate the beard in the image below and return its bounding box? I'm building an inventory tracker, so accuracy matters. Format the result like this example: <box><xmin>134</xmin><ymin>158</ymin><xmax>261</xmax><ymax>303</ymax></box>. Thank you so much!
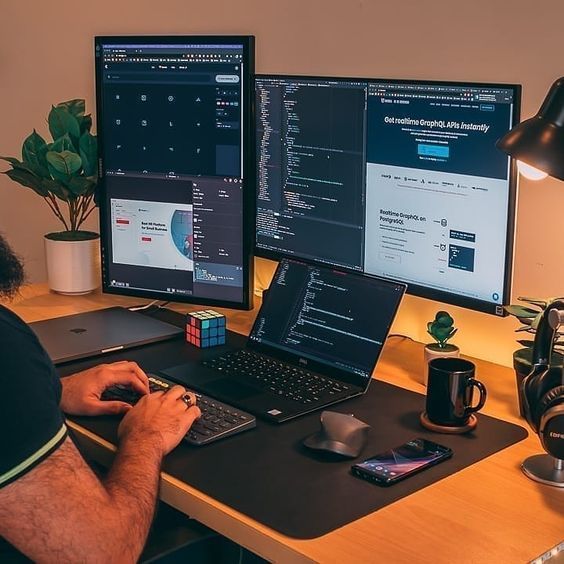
<box><xmin>0</xmin><ymin>234</ymin><xmax>25</xmax><ymax>300</ymax></box>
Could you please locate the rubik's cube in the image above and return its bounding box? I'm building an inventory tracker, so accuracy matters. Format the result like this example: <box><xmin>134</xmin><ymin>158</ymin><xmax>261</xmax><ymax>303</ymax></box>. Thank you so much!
<box><xmin>186</xmin><ymin>310</ymin><xmax>226</xmax><ymax>348</ymax></box>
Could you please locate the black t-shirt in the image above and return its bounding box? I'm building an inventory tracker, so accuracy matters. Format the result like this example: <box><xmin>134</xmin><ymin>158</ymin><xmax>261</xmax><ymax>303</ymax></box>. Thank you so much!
<box><xmin>0</xmin><ymin>305</ymin><xmax>67</xmax><ymax>488</ymax></box>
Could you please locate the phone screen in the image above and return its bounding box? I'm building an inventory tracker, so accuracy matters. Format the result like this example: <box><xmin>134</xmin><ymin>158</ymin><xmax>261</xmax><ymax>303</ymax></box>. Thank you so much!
<box><xmin>352</xmin><ymin>438</ymin><xmax>452</xmax><ymax>484</ymax></box>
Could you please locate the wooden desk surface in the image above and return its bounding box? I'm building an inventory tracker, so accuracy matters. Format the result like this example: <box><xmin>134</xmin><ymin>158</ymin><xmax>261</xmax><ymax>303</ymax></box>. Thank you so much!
<box><xmin>6</xmin><ymin>285</ymin><xmax>563</xmax><ymax>563</ymax></box>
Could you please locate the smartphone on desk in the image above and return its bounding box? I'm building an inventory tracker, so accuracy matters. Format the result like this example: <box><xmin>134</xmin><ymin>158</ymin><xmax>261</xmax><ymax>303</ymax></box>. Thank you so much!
<box><xmin>351</xmin><ymin>438</ymin><xmax>453</xmax><ymax>486</ymax></box>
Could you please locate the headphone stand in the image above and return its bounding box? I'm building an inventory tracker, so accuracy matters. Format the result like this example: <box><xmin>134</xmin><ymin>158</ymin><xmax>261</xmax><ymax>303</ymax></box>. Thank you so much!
<box><xmin>522</xmin><ymin>454</ymin><xmax>564</xmax><ymax>487</ymax></box>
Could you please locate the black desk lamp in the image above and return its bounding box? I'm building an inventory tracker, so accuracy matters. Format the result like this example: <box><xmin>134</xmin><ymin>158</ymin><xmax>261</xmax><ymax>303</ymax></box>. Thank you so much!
<box><xmin>497</xmin><ymin>77</ymin><xmax>564</xmax><ymax>180</ymax></box>
<box><xmin>496</xmin><ymin>77</ymin><xmax>564</xmax><ymax>487</ymax></box>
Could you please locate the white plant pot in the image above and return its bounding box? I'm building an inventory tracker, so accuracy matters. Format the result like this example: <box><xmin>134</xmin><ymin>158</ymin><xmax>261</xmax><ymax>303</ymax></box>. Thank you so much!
<box><xmin>44</xmin><ymin>234</ymin><xmax>101</xmax><ymax>295</ymax></box>
<box><xmin>423</xmin><ymin>344</ymin><xmax>460</xmax><ymax>386</ymax></box>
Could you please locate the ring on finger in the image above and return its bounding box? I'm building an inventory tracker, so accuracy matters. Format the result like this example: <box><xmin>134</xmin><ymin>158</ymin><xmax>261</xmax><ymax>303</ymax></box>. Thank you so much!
<box><xmin>181</xmin><ymin>393</ymin><xmax>193</xmax><ymax>408</ymax></box>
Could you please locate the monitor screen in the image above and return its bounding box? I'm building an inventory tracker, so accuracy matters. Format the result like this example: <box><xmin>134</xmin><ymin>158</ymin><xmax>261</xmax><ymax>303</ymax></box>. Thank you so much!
<box><xmin>95</xmin><ymin>36</ymin><xmax>255</xmax><ymax>309</ymax></box>
<box><xmin>255</xmin><ymin>75</ymin><xmax>520</xmax><ymax>315</ymax></box>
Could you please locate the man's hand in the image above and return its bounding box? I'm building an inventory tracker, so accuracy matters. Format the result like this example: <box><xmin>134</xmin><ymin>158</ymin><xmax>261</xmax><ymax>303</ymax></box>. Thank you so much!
<box><xmin>60</xmin><ymin>361</ymin><xmax>150</xmax><ymax>416</ymax></box>
<box><xmin>118</xmin><ymin>386</ymin><xmax>201</xmax><ymax>456</ymax></box>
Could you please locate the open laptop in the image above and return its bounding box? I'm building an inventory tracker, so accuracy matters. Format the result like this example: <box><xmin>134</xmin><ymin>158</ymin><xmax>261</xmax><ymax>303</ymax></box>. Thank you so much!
<box><xmin>162</xmin><ymin>259</ymin><xmax>406</xmax><ymax>423</ymax></box>
<box><xmin>30</xmin><ymin>307</ymin><xmax>183</xmax><ymax>365</ymax></box>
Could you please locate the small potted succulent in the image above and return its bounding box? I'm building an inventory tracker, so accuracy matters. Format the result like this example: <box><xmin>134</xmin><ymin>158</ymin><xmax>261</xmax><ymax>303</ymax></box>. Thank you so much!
<box><xmin>505</xmin><ymin>296</ymin><xmax>564</xmax><ymax>416</ymax></box>
<box><xmin>423</xmin><ymin>310</ymin><xmax>460</xmax><ymax>384</ymax></box>
<box><xmin>1</xmin><ymin>99</ymin><xmax>99</xmax><ymax>294</ymax></box>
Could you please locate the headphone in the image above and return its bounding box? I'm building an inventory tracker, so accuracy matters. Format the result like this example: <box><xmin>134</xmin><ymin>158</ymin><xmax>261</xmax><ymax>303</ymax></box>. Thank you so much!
<box><xmin>521</xmin><ymin>301</ymin><xmax>564</xmax><ymax>460</ymax></box>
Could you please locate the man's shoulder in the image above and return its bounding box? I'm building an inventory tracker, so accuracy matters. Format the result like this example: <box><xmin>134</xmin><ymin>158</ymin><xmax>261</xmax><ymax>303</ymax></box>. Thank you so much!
<box><xmin>0</xmin><ymin>305</ymin><xmax>34</xmax><ymax>337</ymax></box>
<box><xmin>0</xmin><ymin>305</ymin><xmax>56</xmax><ymax>384</ymax></box>
<box><xmin>0</xmin><ymin>305</ymin><xmax>44</xmax><ymax>351</ymax></box>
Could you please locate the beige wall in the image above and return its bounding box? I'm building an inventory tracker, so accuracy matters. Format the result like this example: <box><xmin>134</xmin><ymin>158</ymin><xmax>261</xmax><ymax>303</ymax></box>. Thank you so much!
<box><xmin>1</xmin><ymin>0</ymin><xmax>563</xmax><ymax>368</ymax></box>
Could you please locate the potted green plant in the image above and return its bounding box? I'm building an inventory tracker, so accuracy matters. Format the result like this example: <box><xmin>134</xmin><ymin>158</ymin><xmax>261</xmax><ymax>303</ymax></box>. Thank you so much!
<box><xmin>505</xmin><ymin>296</ymin><xmax>564</xmax><ymax>416</ymax></box>
<box><xmin>423</xmin><ymin>310</ymin><xmax>460</xmax><ymax>385</ymax></box>
<box><xmin>1</xmin><ymin>99</ymin><xmax>99</xmax><ymax>294</ymax></box>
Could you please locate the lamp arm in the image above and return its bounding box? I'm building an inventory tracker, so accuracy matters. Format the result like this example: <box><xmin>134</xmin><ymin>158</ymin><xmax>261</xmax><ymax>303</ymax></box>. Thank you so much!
<box><xmin>531</xmin><ymin>300</ymin><xmax>564</xmax><ymax>367</ymax></box>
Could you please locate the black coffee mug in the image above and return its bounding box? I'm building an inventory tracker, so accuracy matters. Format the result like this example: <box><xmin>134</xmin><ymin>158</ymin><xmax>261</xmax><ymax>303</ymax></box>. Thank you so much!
<box><xmin>426</xmin><ymin>357</ymin><xmax>487</xmax><ymax>426</ymax></box>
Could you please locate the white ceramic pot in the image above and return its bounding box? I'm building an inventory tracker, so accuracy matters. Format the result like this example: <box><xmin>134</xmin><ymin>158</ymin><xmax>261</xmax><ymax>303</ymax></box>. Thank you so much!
<box><xmin>44</xmin><ymin>233</ymin><xmax>101</xmax><ymax>295</ymax></box>
<box><xmin>423</xmin><ymin>344</ymin><xmax>460</xmax><ymax>386</ymax></box>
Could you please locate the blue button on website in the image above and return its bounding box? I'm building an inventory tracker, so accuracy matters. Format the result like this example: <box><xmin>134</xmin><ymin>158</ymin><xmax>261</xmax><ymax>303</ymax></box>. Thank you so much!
<box><xmin>418</xmin><ymin>144</ymin><xmax>450</xmax><ymax>157</ymax></box>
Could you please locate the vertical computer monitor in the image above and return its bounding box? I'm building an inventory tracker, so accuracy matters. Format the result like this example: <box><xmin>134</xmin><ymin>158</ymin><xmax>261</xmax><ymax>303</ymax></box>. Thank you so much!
<box><xmin>95</xmin><ymin>36</ymin><xmax>255</xmax><ymax>310</ymax></box>
<box><xmin>255</xmin><ymin>75</ymin><xmax>520</xmax><ymax>316</ymax></box>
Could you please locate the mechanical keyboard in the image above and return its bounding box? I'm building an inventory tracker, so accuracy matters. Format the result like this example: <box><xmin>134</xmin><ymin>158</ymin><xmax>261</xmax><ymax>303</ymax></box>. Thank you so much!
<box><xmin>203</xmin><ymin>349</ymin><xmax>350</xmax><ymax>405</ymax></box>
<box><xmin>101</xmin><ymin>374</ymin><xmax>256</xmax><ymax>446</ymax></box>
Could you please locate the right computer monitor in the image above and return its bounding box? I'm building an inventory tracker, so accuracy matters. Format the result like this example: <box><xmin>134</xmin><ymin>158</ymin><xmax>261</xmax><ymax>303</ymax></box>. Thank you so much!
<box><xmin>256</xmin><ymin>76</ymin><xmax>521</xmax><ymax>316</ymax></box>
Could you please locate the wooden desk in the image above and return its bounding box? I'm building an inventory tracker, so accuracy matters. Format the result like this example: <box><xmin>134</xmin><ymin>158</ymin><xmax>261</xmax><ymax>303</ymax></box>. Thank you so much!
<box><xmin>6</xmin><ymin>285</ymin><xmax>563</xmax><ymax>563</ymax></box>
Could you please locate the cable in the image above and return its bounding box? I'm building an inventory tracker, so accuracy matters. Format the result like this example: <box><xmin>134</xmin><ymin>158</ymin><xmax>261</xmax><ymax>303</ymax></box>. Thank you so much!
<box><xmin>387</xmin><ymin>333</ymin><xmax>414</xmax><ymax>342</ymax></box>
<box><xmin>128</xmin><ymin>300</ymin><xmax>170</xmax><ymax>312</ymax></box>
<box><xmin>127</xmin><ymin>300</ymin><xmax>160</xmax><ymax>312</ymax></box>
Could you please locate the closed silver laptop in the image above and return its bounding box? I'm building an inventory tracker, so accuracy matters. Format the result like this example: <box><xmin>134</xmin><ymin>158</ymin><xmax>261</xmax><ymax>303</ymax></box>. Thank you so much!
<box><xmin>30</xmin><ymin>306</ymin><xmax>183</xmax><ymax>365</ymax></box>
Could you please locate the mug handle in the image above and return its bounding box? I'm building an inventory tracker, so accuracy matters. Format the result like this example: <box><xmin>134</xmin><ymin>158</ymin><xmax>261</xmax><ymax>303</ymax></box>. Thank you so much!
<box><xmin>465</xmin><ymin>379</ymin><xmax>487</xmax><ymax>415</ymax></box>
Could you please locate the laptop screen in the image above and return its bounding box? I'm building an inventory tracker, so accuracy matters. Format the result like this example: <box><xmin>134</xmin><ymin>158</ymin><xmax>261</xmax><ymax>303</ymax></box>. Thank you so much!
<box><xmin>249</xmin><ymin>259</ymin><xmax>406</xmax><ymax>380</ymax></box>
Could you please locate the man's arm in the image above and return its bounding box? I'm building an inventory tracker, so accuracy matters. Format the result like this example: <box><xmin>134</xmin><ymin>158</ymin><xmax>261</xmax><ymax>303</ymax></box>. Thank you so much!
<box><xmin>0</xmin><ymin>386</ymin><xmax>200</xmax><ymax>563</ymax></box>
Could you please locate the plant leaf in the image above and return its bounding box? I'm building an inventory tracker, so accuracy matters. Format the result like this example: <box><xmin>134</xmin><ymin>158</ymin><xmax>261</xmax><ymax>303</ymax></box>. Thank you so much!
<box><xmin>4</xmin><ymin>168</ymin><xmax>48</xmax><ymax>196</ymax></box>
<box><xmin>0</xmin><ymin>156</ymin><xmax>23</xmax><ymax>167</ymax></box>
<box><xmin>517</xmin><ymin>339</ymin><xmax>535</xmax><ymax>347</ymax></box>
<box><xmin>517</xmin><ymin>297</ymin><xmax>548</xmax><ymax>309</ymax></box>
<box><xmin>57</xmin><ymin>99</ymin><xmax>85</xmax><ymax>120</ymax></box>
<box><xmin>1</xmin><ymin>159</ymin><xmax>36</xmax><ymax>175</ymax></box>
<box><xmin>431</xmin><ymin>326</ymin><xmax>454</xmax><ymax>342</ymax></box>
<box><xmin>80</xmin><ymin>114</ymin><xmax>93</xmax><ymax>134</ymax></box>
<box><xmin>41</xmin><ymin>178</ymin><xmax>69</xmax><ymax>201</ymax></box>
<box><xmin>48</xmin><ymin>106</ymin><xmax>80</xmax><ymax>143</ymax></box>
<box><xmin>46</xmin><ymin>150</ymin><xmax>82</xmax><ymax>182</ymax></box>
<box><xmin>504</xmin><ymin>305</ymin><xmax>539</xmax><ymax>318</ymax></box>
<box><xmin>435</xmin><ymin>311</ymin><xmax>454</xmax><ymax>327</ymax></box>
<box><xmin>22</xmin><ymin>130</ymin><xmax>50</xmax><ymax>177</ymax></box>
<box><xmin>79</xmin><ymin>132</ymin><xmax>97</xmax><ymax>177</ymax></box>
<box><xmin>50</xmin><ymin>133</ymin><xmax>74</xmax><ymax>154</ymax></box>
<box><xmin>67</xmin><ymin>176</ymin><xmax>96</xmax><ymax>196</ymax></box>
<box><xmin>0</xmin><ymin>156</ymin><xmax>48</xmax><ymax>180</ymax></box>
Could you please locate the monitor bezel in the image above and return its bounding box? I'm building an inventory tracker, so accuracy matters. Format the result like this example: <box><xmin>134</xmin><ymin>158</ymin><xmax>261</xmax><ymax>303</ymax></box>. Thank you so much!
<box><xmin>95</xmin><ymin>35</ymin><xmax>255</xmax><ymax>310</ymax></box>
<box><xmin>254</xmin><ymin>73</ymin><xmax>521</xmax><ymax>316</ymax></box>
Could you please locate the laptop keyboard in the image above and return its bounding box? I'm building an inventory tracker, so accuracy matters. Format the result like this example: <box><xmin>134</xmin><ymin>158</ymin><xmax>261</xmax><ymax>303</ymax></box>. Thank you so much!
<box><xmin>202</xmin><ymin>349</ymin><xmax>350</xmax><ymax>404</ymax></box>
<box><xmin>101</xmin><ymin>374</ymin><xmax>256</xmax><ymax>446</ymax></box>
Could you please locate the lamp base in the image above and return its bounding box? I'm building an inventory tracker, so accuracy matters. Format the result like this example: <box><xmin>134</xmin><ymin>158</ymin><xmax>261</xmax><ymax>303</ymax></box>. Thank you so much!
<box><xmin>521</xmin><ymin>454</ymin><xmax>564</xmax><ymax>487</ymax></box>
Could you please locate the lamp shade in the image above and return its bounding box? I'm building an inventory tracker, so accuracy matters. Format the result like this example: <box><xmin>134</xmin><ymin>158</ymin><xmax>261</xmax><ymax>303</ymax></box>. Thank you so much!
<box><xmin>496</xmin><ymin>77</ymin><xmax>564</xmax><ymax>180</ymax></box>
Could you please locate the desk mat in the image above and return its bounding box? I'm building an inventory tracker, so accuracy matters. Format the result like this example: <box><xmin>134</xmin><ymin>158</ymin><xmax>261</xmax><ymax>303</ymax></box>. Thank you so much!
<box><xmin>65</xmin><ymin>327</ymin><xmax>528</xmax><ymax>540</ymax></box>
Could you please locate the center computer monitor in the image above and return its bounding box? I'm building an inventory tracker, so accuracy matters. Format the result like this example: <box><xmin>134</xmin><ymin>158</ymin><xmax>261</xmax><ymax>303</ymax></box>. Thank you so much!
<box><xmin>255</xmin><ymin>75</ymin><xmax>521</xmax><ymax>316</ymax></box>
<box><xmin>95</xmin><ymin>36</ymin><xmax>255</xmax><ymax>310</ymax></box>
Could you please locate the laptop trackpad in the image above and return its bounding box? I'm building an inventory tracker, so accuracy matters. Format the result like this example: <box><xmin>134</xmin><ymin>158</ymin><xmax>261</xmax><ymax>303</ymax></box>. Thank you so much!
<box><xmin>205</xmin><ymin>378</ymin><xmax>260</xmax><ymax>400</ymax></box>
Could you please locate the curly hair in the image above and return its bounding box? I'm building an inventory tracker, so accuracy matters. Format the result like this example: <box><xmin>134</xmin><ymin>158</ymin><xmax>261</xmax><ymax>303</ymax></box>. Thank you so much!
<box><xmin>0</xmin><ymin>234</ymin><xmax>25</xmax><ymax>300</ymax></box>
